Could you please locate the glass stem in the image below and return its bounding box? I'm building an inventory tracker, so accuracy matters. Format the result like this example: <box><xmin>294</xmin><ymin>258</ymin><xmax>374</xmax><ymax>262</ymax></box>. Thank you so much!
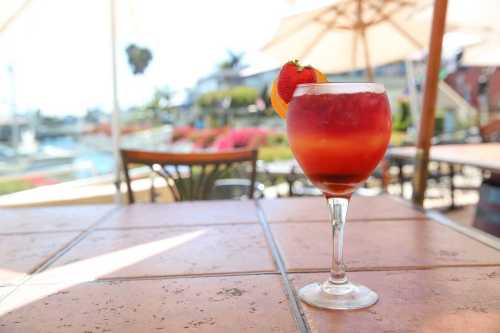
<box><xmin>326</xmin><ymin>197</ymin><xmax>349</xmax><ymax>285</ymax></box>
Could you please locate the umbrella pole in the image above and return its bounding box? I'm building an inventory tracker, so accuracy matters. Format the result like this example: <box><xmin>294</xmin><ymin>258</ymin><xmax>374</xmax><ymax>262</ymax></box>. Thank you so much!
<box><xmin>110</xmin><ymin>0</ymin><xmax>122</xmax><ymax>204</ymax></box>
<box><xmin>412</xmin><ymin>0</ymin><xmax>448</xmax><ymax>206</ymax></box>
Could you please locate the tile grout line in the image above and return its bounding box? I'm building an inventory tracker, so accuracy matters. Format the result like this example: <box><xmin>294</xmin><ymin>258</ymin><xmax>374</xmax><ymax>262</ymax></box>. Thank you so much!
<box><xmin>0</xmin><ymin>229</ymin><xmax>93</xmax><ymax>236</ymax></box>
<box><xmin>0</xmin><ymin>205</ymin><xmax>124</xmax><ymax>306</ymax></box>
<box><xmin>94</xmin><ymin>221</ymin><xmax>261</xmax><ymax>231</ymax></box>
<box><xmin>255</xmin><ymin>200</ymin><xmax>310</xmax><ymax>333</ymax></box>
<box><xmin>23</xmin><ymin>271</ymin><xmax>282</xmax><ymax>286</ymax></box>
<box><xmin>95</xmin><ymin>270</ymin><xmax>279</xmax><ymax>282</ymax></box>
<box><xmin>30</xmin><ymin>205</ymin><xmax>124</xmax><ymax>274</ymax></box>
<box><xmin>268</xmin><ymin>216</ymin><xmax>428</xmax><ymax>224</ymax></box>
<box><xmin>286</xmin><ymin>263</ymin><xmax>500</xmax><ymax>274</ymax></box>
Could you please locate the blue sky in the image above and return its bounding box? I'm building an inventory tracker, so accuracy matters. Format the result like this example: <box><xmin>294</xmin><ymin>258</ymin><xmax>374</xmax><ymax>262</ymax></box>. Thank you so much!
<box><xmin>0</xmin><ymin>0</ymin><xmax>293</xmax><ymax>116</ymax></box>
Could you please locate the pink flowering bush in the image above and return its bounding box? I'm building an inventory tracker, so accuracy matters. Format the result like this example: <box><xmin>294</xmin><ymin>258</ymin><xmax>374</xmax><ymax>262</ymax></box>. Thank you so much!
<box><xmin>191</xmin><ymin>128</ymin><xmax>226</xmax><ymax>149</ymax></box>
<box><xmin>170</xmin><ymin>126</ymin><xmax>271</xmax><ymax>151</ymax></box>
<box><xmin>214</xmin><ymin>128</ymin><xmax>268</xmax><ymax>150</ymax></box>
<box><xmin>171</xmin><ymin>126</ymin><xmax>195</xmax><ymax>142</ymax></box>
<box><xmin>25</xmin><ymin>175</ymin><xmax>58</xmax><ymax>186</ymax></box>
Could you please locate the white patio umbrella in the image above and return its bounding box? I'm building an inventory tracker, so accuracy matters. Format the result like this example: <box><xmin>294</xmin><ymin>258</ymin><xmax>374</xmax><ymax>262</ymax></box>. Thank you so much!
<box><xmin>439</xmin><ymin>0</ymin><xmax>500</xmax><ymax>32</ymax></box>
<box><xmin>418</xmin><ymin>0</ymin><xmax>500</xmax><ymax>66</ymax></box>
<box><xmin>263</xmin><ymin>0</ymin><xmax>435</xmax><ymax>79</ymax></box>
<box><xmin>459</xmin><ymin>29</ymin><xmax>500</xmax><ymax>67</ymax></box>
<box><xmin>461</xmin><ymin>39</ymin><xmax>500</xmax><ymax>67</ymax></box>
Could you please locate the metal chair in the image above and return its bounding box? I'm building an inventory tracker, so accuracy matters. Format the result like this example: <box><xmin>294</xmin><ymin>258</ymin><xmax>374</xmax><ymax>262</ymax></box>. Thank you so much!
<box><xmin>120</xmin><ymin>148</ymin><xmax>258</xmax><ymax>203</ymax></box>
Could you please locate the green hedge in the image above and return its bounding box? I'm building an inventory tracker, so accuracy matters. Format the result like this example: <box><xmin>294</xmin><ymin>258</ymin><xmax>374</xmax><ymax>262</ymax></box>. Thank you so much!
<box><xmin>0</xmin><ymin>179</ymin><xmax>33</xmax><ymax>195</ymax></box>
<box><xmin>197</xmin><ymin>86</ymin><xmax>258</xmax><ymax>108</ymax></box>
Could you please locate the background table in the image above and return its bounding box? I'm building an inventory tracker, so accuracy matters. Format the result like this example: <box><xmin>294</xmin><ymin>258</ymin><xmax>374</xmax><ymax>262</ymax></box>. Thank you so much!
<box><xmin>1</xmin><ymin>195</ymin><xmax>500</xmax><ymax>332</ymax></box>
<box><xmin>388</xmin><ymin>143</ymin><xmax>500</xmax><ymax>173</ymax></box>
<box><xmin>388</xmin><ymin>143</ymin><xmax>500</xmax><ymax>208</ymax></box>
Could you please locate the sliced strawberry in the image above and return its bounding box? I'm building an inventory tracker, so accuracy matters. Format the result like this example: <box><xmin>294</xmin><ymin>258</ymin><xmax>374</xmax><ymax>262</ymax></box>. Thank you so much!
<box><xmin>277</xmin><ymin>60</ymin><xmax>317</xmax><ymax>103</ymax></box>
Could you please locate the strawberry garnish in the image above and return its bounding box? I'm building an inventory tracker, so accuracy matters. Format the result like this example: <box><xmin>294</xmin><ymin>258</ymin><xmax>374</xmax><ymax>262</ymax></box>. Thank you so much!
<box><xmin>270</xmin><ymin>60</ymin><xmax>328</xmax><ymax>119</ymax></box>
<box><xmin>277</xmin><ymin>60</ymin><xmax>318</xmax><ymax>103</ymax></box>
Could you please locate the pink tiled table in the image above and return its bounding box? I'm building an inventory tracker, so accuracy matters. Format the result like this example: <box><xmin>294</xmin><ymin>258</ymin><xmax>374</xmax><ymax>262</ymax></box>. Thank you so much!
<box><xmin>388</xmin><ymin>143</ymin><xmax>500</xmax><ymax>173</ymax></box>
<box><xmin>1</xmin><ymin>196</ymin><xmax>499</xmax><ymax>332</ymax></box>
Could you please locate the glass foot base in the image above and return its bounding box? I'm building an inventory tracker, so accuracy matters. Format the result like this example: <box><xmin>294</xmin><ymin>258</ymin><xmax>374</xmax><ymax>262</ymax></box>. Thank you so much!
<box><xmin>298</xmin><ymin>280</ymin><xmax>378</xmax><ymax>310</ymax></box>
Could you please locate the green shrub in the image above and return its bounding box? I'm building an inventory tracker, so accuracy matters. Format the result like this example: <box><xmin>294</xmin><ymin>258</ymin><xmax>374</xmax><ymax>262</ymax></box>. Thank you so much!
<box><xmin>0</xmin><ymin>179</ymin><xmax>33</xmax><ymax>195</ymax></box>
<box><xmin>267</xmin><ymin>132</ymin><xmax>288</xmax><ymax>146</ymax></box>
<box><xmin>434</xmin><ymin>111</ymin><xmax>445</xmax><ymax>135</ymax></box>
<box><xmin>392</xmin><ymin>99</ymin><xmax>412</xmax><ymax>132</ymax></box>
<box><xmin>197</xmin><ymin>86</ymin><xmax>258</xmax><ymax>108</ymax></box>
<box><xmin>259</xmin><ymin>145</ymin><xmax>293</xmax><ymax>162</ymax></box>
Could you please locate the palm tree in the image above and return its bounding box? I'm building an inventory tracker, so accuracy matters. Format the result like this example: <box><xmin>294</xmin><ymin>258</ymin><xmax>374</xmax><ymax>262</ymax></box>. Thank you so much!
<box><xmin>219</xmin><ymin>50</ymin><xmax>244</xmax><ymax>70</ymax></box>
<box><xmin>126</xmin><ymin>44</ymin><xmax>153</xmax><ymax>75</ymax></box>
<box><xmin>216</xmin><ymin>50</ymin><xmax>246</xmax><ymax>87</ymax></box>
<box><xmin>143</xmin><ymin>86</ymin><xmax>172</xmax><ymax>124</ymax></box>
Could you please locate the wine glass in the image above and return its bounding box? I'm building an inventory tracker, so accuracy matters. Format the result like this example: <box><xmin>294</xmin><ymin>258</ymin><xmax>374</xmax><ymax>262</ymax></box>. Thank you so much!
<box><xmin>287</xmin><ymin>82</ymin><xmax>392</xmax><ymax>310</ymax></box>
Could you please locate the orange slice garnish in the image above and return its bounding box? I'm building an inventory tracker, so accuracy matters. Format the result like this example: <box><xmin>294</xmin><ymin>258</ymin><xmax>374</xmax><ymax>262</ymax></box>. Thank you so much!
<box><xmin>271</xmin><ymin>79</ymin><xmax>288</xmax><ymax>119</ymax></box>
<box><xmin>314</xmin><ymin>68</ymin><xmax>328</xmax><ymax>83</ymax></box>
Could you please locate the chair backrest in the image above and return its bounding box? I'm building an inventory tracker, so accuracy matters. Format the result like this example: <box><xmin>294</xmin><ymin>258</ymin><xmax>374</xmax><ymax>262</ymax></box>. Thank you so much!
<box><xmin>120</xmin><ymin>148</ymin><xmax>258</xmax><ymax>203</ymax></box>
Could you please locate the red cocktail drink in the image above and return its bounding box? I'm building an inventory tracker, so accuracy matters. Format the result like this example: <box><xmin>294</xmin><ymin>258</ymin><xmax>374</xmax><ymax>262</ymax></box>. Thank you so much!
<box><xmin>286</xmin><ymin>83</ymin><xmax>391</xmax><ymax>310</ymax></box>
<box><xmin>287</xmin><ymin>84</ymin><xmax>391</xmax><ymax>197</ymax></box>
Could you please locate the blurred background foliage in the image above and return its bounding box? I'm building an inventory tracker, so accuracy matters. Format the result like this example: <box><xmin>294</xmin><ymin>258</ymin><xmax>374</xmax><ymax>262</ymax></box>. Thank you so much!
<box><xmin>197</xmin><ymin>86</ymin><xmax>258</xmax><ymax>108</ymax></box>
